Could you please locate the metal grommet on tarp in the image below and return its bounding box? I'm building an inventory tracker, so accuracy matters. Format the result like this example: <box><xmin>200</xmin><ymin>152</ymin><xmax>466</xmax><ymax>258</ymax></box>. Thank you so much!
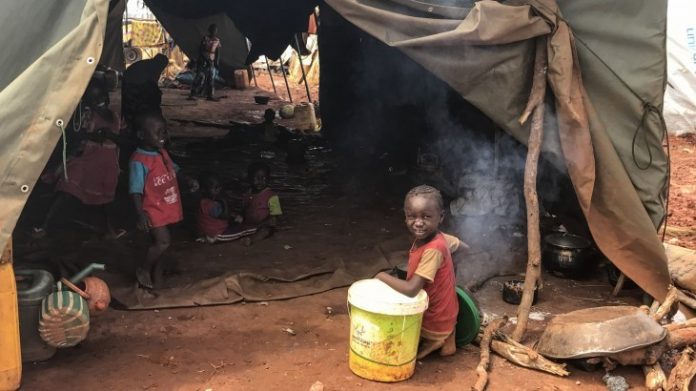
<box><xmin>86</xmin><ymin>57</ymin><xmax>95</xmax><ymax>64</ymax></box>
<box><xmin>20</xmin><ymin>185</ymin><xmax>29</xmax><ymax>193</ymax></box>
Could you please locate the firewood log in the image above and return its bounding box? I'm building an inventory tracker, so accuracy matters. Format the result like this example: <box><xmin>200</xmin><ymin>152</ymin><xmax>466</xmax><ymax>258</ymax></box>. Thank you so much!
<box><xmin>643</xmin><ymin>362</ymin><xmax>667</xmax><ymax>391</ymax></box>
<box><xmin>473</xmin><ymin>317</ymin><xmax>508</xmax><ymax>391</ymax></box>
<box><xmin>489</xmin><ymin>332</ymin><xmax>569</xmax><ymax>376</ymax></box>
<box><xmin>666</xmin><ymin>347</ymin><xmax>696</xmax><ymax>391</ymax></box>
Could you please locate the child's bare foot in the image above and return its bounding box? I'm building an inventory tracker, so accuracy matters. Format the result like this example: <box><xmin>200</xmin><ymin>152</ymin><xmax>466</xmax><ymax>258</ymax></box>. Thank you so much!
<box><xmin>439</xmin><ymin>332</ymin><xmax>456</xmax><ymax>356</ymax></box>
<box><xmin>417</xmin><ymin>338</ymin><xmax>444</xmax><ymax>359</ymax></box>
<box><xmin>136</xmin><ymin>268</ymin><xmax>153</xmax><ymax>289</ymax></box>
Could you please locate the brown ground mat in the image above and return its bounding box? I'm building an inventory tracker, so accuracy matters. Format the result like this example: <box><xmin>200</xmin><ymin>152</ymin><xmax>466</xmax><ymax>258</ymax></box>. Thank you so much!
<box><xmin>104</xmin><ymin>235</ymin><xmax>409</xmax><ymax>310</ymax></box>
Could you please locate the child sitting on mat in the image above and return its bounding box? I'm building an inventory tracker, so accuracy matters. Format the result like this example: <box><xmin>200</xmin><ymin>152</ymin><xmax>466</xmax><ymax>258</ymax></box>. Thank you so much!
<box><xmin>196</xmin><ymin>163</ymin><xmax>282</xmax><ymax>245</ymax></box>
<box><xmin>242</xmin><ymin>162</ymin><xmax>282</xmax><ymax>240</ymax></box>
<box><xmin>375</xmin><ymin>185</ymin><xmax>465</xmax><ymax>359</ymax></box>
<box><xmin>195</xmin><ymin>173</ymin><xmax>250</xmax><ymax>244</ymax></box>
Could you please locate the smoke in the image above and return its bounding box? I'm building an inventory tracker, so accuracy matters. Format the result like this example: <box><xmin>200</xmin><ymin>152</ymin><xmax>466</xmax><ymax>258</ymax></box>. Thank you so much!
<box><xmin>320</xmin><ymin>6</ymin><xmax>579</xmax><ymax>286</ymax></box>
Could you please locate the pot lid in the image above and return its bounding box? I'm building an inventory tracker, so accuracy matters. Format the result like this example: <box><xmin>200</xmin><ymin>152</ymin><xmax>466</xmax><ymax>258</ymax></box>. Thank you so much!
<box><xmin>544</xmin><ymin>233</ymin><xmax>592</xmax><ymax>249</ymax></box>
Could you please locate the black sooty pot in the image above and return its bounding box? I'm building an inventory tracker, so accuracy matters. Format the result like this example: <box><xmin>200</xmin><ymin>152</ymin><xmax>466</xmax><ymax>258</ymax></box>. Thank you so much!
<box><xmin>542</xmin><ymin>233</ymin><xmax>596</xmax><ymax>279</ymax></box>
<box><xmin>502</xmin><ymin>279</ymin><xmax>538</xmax><ymax>305</ymax></box>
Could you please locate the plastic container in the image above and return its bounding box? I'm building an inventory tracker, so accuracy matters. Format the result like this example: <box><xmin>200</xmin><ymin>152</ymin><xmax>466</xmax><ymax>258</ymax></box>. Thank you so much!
<box><xmin>15</xmin><ymin>270</ymin><xmax>56</xmax><ymax>362</ymax></box>
<box><xmin>0</xmin><ymin>261</ymin><xmax>21</xmax><ymax>390</ymax></box>
<box><xmin>294</xmin><ymin>102</ymin><xmax>318</xmax><ymax>131</ymax></box>
<box><xmin>347</xmin><ymin>279</ymin><xmax>428</xmax><ymax>382</ymax></box>
<box><xmin>233</xmin><ymin>69</ymin><xmax>248</xmax><ymax>90</ymax></box>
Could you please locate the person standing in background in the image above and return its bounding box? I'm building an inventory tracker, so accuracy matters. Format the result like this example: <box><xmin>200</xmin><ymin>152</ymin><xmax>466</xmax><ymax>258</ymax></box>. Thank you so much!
<box><xmin>189</xmin><ymin>24</ymin><xmax>221</xmax><ymax>101</ymax></box>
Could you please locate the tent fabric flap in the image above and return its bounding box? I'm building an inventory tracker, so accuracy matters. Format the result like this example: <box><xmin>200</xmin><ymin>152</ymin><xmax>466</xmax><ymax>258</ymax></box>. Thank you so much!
<box><xmin>145</xmin><ymin>1</ymin><xmax>250</xmax><ymax>75</ymax></box>
<box><xmin>99</xmin><ymin>0</ymin><xmax>127</xmax><ymax>71</ymax></box>
<box><xmin>0</xmin><ymin>0</ymin><xmax>109</xmax><ymax>249</ymax></box>
<box><xmin>325</xmin><ymin>0</ymin><xmax>671</xmax><ymax>301</ymax></box>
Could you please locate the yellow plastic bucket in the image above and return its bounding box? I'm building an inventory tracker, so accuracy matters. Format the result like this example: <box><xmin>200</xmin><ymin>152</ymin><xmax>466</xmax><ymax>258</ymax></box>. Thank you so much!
<box><xmin>347</xmin><ymin>279</ymin><xmax>428</xmax><ymax>382</ymax></box>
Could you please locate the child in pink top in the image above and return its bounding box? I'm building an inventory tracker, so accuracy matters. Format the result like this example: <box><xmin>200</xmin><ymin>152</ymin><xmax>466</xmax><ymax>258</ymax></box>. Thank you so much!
<box><xmin>34</xmin><ymin>82</ymin><xmax>123</xmax><ymax>239</ymax></box>
<box><xmin>194</xmin><ymin>173</ymin><xmax>252</xmax><ymax>244</ymax></box>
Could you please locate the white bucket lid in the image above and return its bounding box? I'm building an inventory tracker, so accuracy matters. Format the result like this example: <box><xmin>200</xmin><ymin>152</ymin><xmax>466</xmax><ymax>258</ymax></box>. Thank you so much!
<box><xmin>348</xmin><ymin>279</ymin><xmax>428</xmax><ymax>316</ymax></box>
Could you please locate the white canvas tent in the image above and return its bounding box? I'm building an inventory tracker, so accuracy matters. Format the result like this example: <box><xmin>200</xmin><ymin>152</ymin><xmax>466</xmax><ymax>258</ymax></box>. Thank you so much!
<box><xmin>664</xmin><ymin>0</ymin><xmax>696</xmax><ymax>136</ymax></box>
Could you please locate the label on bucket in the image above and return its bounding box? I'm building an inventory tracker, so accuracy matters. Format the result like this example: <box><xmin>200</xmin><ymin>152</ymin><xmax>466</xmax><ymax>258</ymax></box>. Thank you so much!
<box><xmin>349</xmin><ymin>306</ymin><xmax>423</xmax><ymax>367</ymax></box>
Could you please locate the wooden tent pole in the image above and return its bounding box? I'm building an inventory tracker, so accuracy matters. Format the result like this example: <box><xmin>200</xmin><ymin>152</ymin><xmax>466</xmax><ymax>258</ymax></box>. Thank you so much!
<box><xmin>279</xmin><ymin>61</ymin><xmax>293</xmax><ymax>103</ymax></box>
<box><xmin>512</xmin><ymin>37</ymin><xmax>548</xmax><ymax>342</ymax></box>
<box><xmin>250</xmin><ymin>65</ymin><xmax>258</xmax><ymax>87</ymax></box>
<box><xmin>264</xmin><ymin>56</ymin><xmax>277</xmax><ymax>95</ymax></box>
<box><xmin>293</xmin><ymin>34</ymin><xmax>313</xmax><ymax>102</ymax></box>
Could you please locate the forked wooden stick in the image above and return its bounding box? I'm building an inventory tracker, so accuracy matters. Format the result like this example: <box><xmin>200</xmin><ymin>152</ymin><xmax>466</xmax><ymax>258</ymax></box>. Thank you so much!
<box><xmin>667</xmin><ymin>346</ymin><xmax>696</xmax><ymax>391</ymax></box>
<box><xmin>652</xmin><ymin>285</ymin><xmax>678</xmax><ymax>321</ymax></box>
<box><xmin>490</xmin><ymin>332</ymin><xmax>569</xmax><ymax>376</ymax></box>
<box><xmin>473</xmin><ymin>317</ymin><xmax>508</xmax><ymax>391</ymax></box>
<box><xmin>512</xmin><ymin>36</ymin><xmax>548</xmax><ymax>342</ymax></box>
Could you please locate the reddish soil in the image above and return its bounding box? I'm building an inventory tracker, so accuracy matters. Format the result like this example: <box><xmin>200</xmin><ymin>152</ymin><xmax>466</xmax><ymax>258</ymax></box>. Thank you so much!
<box><xmin>23</xmin><ymin>288</ymin><xmax>643</xmax><ymax>391</ymax></box>
<box><xmin>665</xmin><ymin>134</ymin><xmax>696</xmax><ymax>249</ymax></box>
<box><xmin>15</xmin><ymin>88</ymin><xmax>664</xmax><ymax>390</ymax></box>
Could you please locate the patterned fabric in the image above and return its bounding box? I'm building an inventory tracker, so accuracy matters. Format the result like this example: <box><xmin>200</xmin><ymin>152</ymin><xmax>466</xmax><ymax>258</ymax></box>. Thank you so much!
<box><xmin>126</xmin><ymin>20</ymin><xmax>165</xmax><ymax>47</ymax></box>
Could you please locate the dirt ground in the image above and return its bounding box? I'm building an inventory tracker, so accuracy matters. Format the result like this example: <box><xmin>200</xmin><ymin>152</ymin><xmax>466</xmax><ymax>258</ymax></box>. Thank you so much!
<box><xmin>22</xmin><ymin>287</ymin><xmax>644</xmax><ymax>391</ymax></box>
<box><xmin>16</xmin><ymin>86</ymin><xmax>691</xmax><ymax>390</ymax></box>
<box><xmin>665</xmin><ymin>134</ymin><xmax>696</xmax><ymax>250</ymax></box>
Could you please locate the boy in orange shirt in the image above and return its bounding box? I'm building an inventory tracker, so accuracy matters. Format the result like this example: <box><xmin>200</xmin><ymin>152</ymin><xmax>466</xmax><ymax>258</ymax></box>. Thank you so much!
<box><xmin>376</xmin><ymin>185</ymin><xmax>464</xmax><ymax>358</ymax></box>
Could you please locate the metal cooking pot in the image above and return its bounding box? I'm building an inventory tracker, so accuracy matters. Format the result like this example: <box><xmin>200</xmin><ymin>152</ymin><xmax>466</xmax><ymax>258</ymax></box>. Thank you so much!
<box><xmin>542</xmin><ymin>233</ymin><xmax>597</xmax><ymax>279</ymax></box>
<box><xmin>502</xmin><ymin>279</ymin><xmax>538</xmax><ymax>305</ymax></box>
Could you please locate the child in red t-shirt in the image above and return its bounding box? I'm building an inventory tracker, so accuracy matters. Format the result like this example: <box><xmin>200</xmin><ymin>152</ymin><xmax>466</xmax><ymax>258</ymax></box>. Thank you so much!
<box><xmin>376</xmin><ymin>185</ymin><xmax>465</xmax><ymax>359</ymax></box>
<box><xmin>194</xmin><ymin>173</ymin><xmax>252</xmax><ymax>244</ymax></box>
<box><xmin>129</xmin><ymin>112</ymin><xmax>186</xmax><ymax>289</ymax></box>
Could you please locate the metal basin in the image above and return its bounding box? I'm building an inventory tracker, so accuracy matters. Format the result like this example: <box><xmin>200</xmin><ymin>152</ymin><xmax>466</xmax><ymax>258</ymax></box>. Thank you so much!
<box><xmin>536</xmin><ymin>306</ymin><xmax>666</xmax><ymax>359</ymax></box>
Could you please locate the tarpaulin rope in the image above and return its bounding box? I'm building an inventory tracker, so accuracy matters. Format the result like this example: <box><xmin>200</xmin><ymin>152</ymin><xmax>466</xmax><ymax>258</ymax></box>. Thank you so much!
<box><xmin>72</xmin><ymin>101</ymin><xmax>83</xmax><ymax>133</ymax></box>
<box><xmin>529</xmin><ymin>0</ymin><xmax>672</xmax><ymax>234</ymax></box>
<box><xmin>56</xmin><ymin>119</ymin><xmax>69</xmax><ymax>181</ymax></box>
<box><xmin>530</xmin><ymin>0</ymin><xmax>668</xmax><ymax>170</ymax></box>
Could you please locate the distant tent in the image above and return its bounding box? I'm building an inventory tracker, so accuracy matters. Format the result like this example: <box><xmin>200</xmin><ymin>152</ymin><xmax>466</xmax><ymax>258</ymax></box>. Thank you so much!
<box><xmin>664</xmin><ymin>0</ymin><xmax>696</xmax><ymax>136</ymax></box>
